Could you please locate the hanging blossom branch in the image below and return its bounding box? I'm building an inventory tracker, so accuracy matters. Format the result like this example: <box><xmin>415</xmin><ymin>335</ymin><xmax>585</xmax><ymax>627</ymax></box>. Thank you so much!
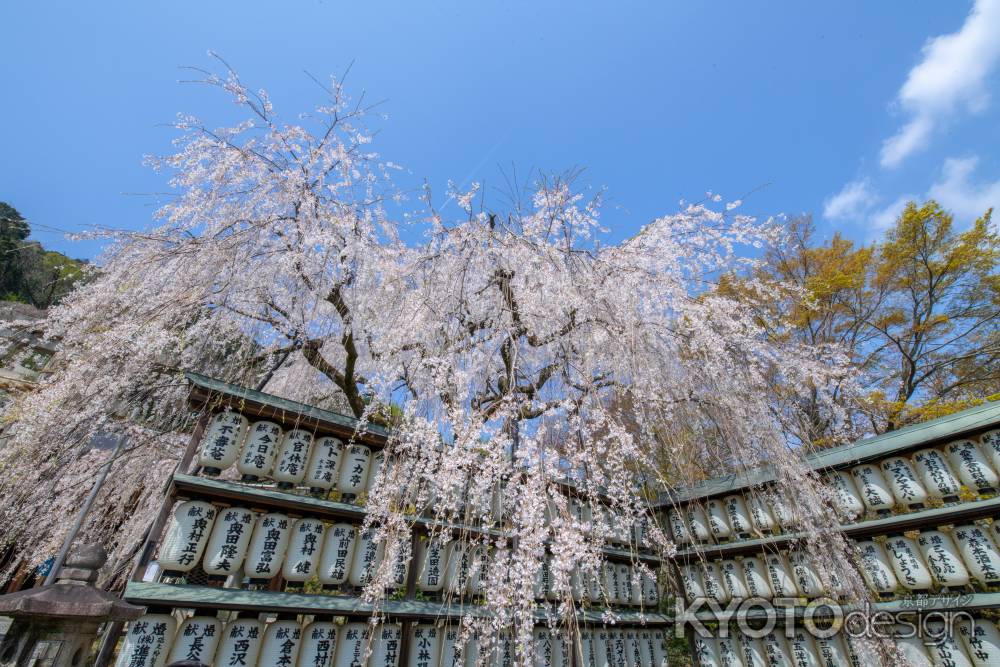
<box><xmin>0</xmin><ymin>58</ymin><xmax>880</xmax><ymax>662</ymax></box>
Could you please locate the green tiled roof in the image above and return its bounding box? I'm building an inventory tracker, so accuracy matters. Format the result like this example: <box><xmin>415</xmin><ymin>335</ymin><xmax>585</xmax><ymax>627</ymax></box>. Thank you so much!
<box><xmin>661</xmin><ymin>400</ymin><xmax>1000</xmax><ymax>505</ymax></box>
<box><xmin>185</xmin><ymin>371</ymin><xmax>390</xmax><ymax>439</ymax></box>
<box><xmin>123</xmin><ymin>582</ymin><xmax>672</xmax><ymax>625</ymax></box>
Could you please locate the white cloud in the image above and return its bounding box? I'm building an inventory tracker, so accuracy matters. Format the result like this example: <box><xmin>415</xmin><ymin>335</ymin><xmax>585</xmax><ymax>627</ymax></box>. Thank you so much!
<box><xmin>880</xmin><ymin>0</ymin><xmax>1000</xmax><ymax>168</ymax></box>
<box><xmin>822</xmin><ymin>179</ymin><xmax>876</xmax><ymax>221</ymax></box>
<box><xmin>871</xmin><ymin>195</ymin><xmax>914</xmax><ymax>233</ymax></box>
<box><xmin>927</xmin><ymin>155</ymin><xmax>1000</xmax><ymax>220</ymax></box>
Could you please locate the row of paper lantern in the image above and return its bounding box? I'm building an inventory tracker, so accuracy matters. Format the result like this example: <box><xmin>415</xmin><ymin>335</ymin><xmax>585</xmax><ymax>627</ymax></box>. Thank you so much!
<box><xmin>543</xmin><ymin>497</ymin><xmax>656</xmax><ymax>550</ymax></box>
<box><xmin>116</xmin><ymin>615</ymin><xmax>397</xmax><ymax>667</ymax></box>
<box><xmin>532</xmin><ymin>557</ymin><xmax>660</xmax><ymax>607</ymax></box>
<box><xmin>666</xmin><ymin>430</ymin><xmax>1000</xmax><ymax>547</ymax></box>
<box><xmin>692</xmin><ymin>626</ymin><xmax>871</xmax><ymax>667</ymax></box>
<box><xmin>691</xmin><ymin>618</ymin><xmax>1000</xmax><ymax>667</ymax></box>
<box><xmin>195</xmin><ymin>411</ymin><xmax>381</xmax><ymax>496</ymax></box>
<box><xmin>679</xmin><ymin>520</ymin><xmax>1000</xmax><ymax>604</ymax></box>
<box><xmin>195</xmin><ymin>412</ymin><xmax>654</xmax><ymax>552</ymax></box>
<box><xmin>678</xmin><ymin>550</ymin><xmax>830</xmax><ymax>603</ymax></box>
<box><xmin>856</xmin><ymin>523</ymin><xmax>1000</xmax><ymax>593</ymax></box>
<box><xmin>158</xmin><ymin>500</ymin><xmax>409</xmax><ymax>590</ymax></box>
<box><xmin>825</xmin><ymin>432</ymin><xmax>1000</xmax><ymax>521</ymax></box>
<box><xmin>115</xmin><ymin>612</ymin><xmax>672</xmax><ymax>667</ymax></box>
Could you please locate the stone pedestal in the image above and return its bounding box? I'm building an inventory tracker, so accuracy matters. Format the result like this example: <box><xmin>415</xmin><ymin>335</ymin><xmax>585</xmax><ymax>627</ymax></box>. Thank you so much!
<box><xmin>0</xmin><ymin>545</ymin><xmax>142</xmax><ymax>667</ymax></box>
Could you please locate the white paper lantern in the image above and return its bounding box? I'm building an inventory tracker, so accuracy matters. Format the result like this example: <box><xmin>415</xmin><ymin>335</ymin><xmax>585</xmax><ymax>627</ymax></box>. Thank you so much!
<box><xmin>925</xmin><ymin>621</ymin><xmax>975</xmax><ymax>667</ymax></box>
<box><xmin>715</xmin><ymin>635</ymin><xmax>743</xmax><ymax>667</ymax></box>
<box><xmin>214</xmin><ymin>618</ymin><xmax>263</xmax><ymax>667</ymax></box>
<box><xmin>368</xmin><ymin>623</ymin><xmax>402</xmax><ymax>667</ymax></box>
<box><xmin>701</xmin><ymin>561</ymin><xmax>731</xmax><ymax>604</ymax></box>
<box><xmin>769</xmin><ymin>493</ymin><xmax>798</xmax><ymax>530</ymax></box>
<box><xmin>337</xmin><ymin>444</ymin><xmax>372</xmax><ymax>498</ymax></box>
<box><xmin>299</xmin><ymin>621</ymin><xmax>339</xmax><ymax>667</ymax></box>
<box><xmin>442</xmin><ymin>541</ymin><xmax>471</xmax><ymax>595</ymax></box>
<box><xmin>439</xmin><ymin>626</ymin><xmax>465</xmax><ymax>667</ymax></box>
<box><xmin>812</xmin><ymin>634</ymin><xmax>852</xmax><ymax>667</ymax></box>
<box><xmin>623</xmin><ymin>630</ymin><xmax>642</xmax><ymax>667</ymax></box>
<box><xmin>272</xmin><ymin>428</ymin><xmax>314</xmax><ymax>488</ymax></box>
<box><xmin>763</xmin><ymin>552</ymin><xmax>799</xmax><ymax>598</ymax></box>
<box><xmin>892</xmin><ymin>624</ymin><xmax>935</xmax><ymax>667</ymax></box>
<box><xmin>259</xmin><ymin>619</ymin><xmax>302</xmax><ymax>667</ymax></box>
<box><xmin>584</xmin><ymin>568</ymin><xmax>603</xmax><ymax>603</ymax></box>
<box><xmin>466</xmin><ymin>546</ymin><xmax>486</xmax><ymax>599</ymax></box>
<box><xmin>195</xmin><ymin>411</ymin><xmax>248</xmax><ymax>475</ymax></box>
<box><xmin>491</xmin><ymin>631</ymin><xmax>515</xmax><ymax>667</ymax></box>
<box><xmin>980</xmin><ymin>429</ymin><xmax>1000</xmax><ymax>473</ymax></box>
<box><xmin>236</xmin><ymin>420</ymin><xmax>282</xmax><ymax>481</ymax></box>
<box><xmin>946</xmin><ymin>439</ymin><xmax>1000</xmax><ymax>491</ymax></box>
<box><xmin>378</xmin><ymin>536</ymin><xmax>411</xmax><ymax>591</ymax></box>
<box><xmin>855</xmin><ymin>540</ymin><xmax>898</xmax><ymax>594</ymax></box>
<box><xmin>912</xmin><ymin>448</ymin><xmax>962</xmax><ymax>499</ymax></box>
<box><xmin>823</xmin><ymin>471</ymin><xmax>865</xmax><ymax>521</ymax></box>
<box><xmin>879</xmin><ymin>457</ymin><xmax>929</xmax><ymax>508</ymax></box>
<box><xmin>685</xmin><ymin>503</ymin><xmax>713</xmax><ymax>542</ymax></box>
<box><xmin>348</xmin><ymin>529</ymin><xmax>378</xmax><ymax>587</ymax></box>
<box><xmin>705</xmin><ymin>499</ymin><xmax>734</xmax><ymax>539</ymax></box>
<box><xmin>632</xmin><ymin>515</ymin><xmax>651</xmax><ymax>548</ymax></box>
<box><xmin>884</xmin><ymin>535</ymin><xmax>934</xmax><ymax>590</ymax></box>
<box><xmin>608</xmin><ymin>630</ymin><xmax>628</xmax><ymax>667</ymax></box>
<box><xmin>616</xmin><ymin>563</ymin><xmax>633</xmax><ymax>605</ymax></box>
<box><xmin>952</xmin><ymin>523</ymin><xmax>1000</xmax><ymax>585</ymax></box>
<box><xmin>244</xmin><ymin>512</ymin><xmax>292</xmax><ymax>580</ymax></box>
<box><xmin>304</xmin><ymin>436</ymin><xmax>345</xmax><ymax>494</ymax></box>
<box><xmin>667</xmin><ymin>509</ymin><xmax>691</xmax><ymax>545</ymax></box>
<box><xmin>738</xmin><ymin>633</ymin><xmax>768</xmax><ymax>667</ymax></box>
<box><xmin>202</xmin><ymin>506</ymin><xmax>255</xmax><ymax>577</ymax></box>
<box><xmin>746</xmin><ymin>495</ymin><xmax>777</xmax><ymax>534</ymax></box>
<box><xmin>693</xmin><ymin>635</ymin><xmax>722</xmax><ymax>667</ymax></box>
<box><xmin>158</xmin><ymin>500</ymin><xmax>217</xmax><ymax>573</ymax></box>
<box><xmin>787</xmin><ymin>629</ymin><xmax>821</xmax><ymax>667</ymax></box>
<box><xmin>787</xmin><ymin>550</ymin><xmax>824</xmax><ymax>598</ymax></box>
<box><xmin>601</xmin><ymin>561</ymin><xmax>620</xmax><ymax>603</ymax></box>
<box><xmin>415</xmin><ymin>537</ymin><xmax>448</xmax><ymax>593</ymax></box>
<box><xmin>761</xmin><ymin>630</ymin><xmax>794</xmax><ymax>667</ymax></box>
<box><xmin>622</xmin><ymin>566</ymin><xmax>640</xmax><ymax>607</ymax></box>
<box><xmin>114</xmin><ymin>613</ymin><xmax>176</xmax><ymax>667</ymax></box>
<box><xmin>463</xmin><ymin>631</ymin><xmax>483</xmax><ymax>667</ymax></box>
<box><xmin>843</xmin><ymin>635</ymin><xmax>878</xmax><ymax>667</ymax></box>
<box><xmin>740</xmin><ymin>557</ymin><xmax>773</xmax><ymax>599</ymax></box>
<box><xmin>571</xmin><ymin>566</ymin><xmax>584</xmax><ymax>602</ymax></box>
<box><xmin>579</xmin><ymin>629</ymin><xmax>600</xmax><ymax>667</ymax></box>
<box><xmin>407</xmin><ymin>625</ymin><xmax>441</xmax><ymax>667</ymax></box>
<box><xmin>849</xmin><ymin>464</ymin><xmax>895</xmax><ymax>511</ymax></box>
<box><xmin>917</xmin><ymin>529</ymin><xmax>971</xmax><ymax>587</ymax></box>
<box><xmin>318</xmin><ymin>522</ymin><xmax>357</xmax><ymax>587</ymax></box>
<box><xmin>652</xmin><ymin>630</ymin><xmax>670</xmax><ymax>667</ymax></box>
<box><xmin>718</xmin><ymin>559</ymin><xmax>748</xmax><ymax>601</ymax></box>
<box><xmin>957</xmin><ymin>618</ymin><xmax>1000</xmax><ymax>667</ymax></box>
<box><xmin>532</xmin><ymin>628</ymin><xmax>566</xmax><ymax>667</ymax></box>
<box><xmin>680</xmin><ymin>564</ymin><xmax>706</xmax><ymax>602</ymax></box>
<box><xmin>332</xmin><ymin>622</ymin><xmax>370</xmax><ymax>667</ymax></box>
<box><xmin>723</xmin><ymin>495</ymin><xmax>754</xmax><ymax>536</ymax></box>
<box><xmin>283</xmin><ymin>518</ymin><xmax>326</xmax><ymax>583</ymax></box>
<box><xmin>640</xmin><ymin>569</ymin><xmax>660</xmax><ymax>607</ymax></box>
<box><xmin>166</xmin><ymin>616</ymin><xmax>221</xmax><ymax>665</ymax></box>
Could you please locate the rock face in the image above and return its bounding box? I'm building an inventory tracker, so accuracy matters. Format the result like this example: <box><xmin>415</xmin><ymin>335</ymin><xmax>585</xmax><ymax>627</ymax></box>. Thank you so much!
<box><xmin>0</xmin><ymin>543</ymin><xmax>143</xmax><ymax>667</ymax></box>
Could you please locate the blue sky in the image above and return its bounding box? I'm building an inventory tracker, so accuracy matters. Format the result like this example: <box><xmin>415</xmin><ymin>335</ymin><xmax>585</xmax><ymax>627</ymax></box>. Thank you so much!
<box><xmin>2</xmin><ymin>1</ymin><xmax>999</xmax><ymax>260</ymax></box>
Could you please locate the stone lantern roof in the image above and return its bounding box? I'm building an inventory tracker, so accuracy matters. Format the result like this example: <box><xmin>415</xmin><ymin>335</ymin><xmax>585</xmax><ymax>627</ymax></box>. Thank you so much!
<box><xmin>0</xmin><ymin>544</ymin><xmax>142</xmax><ymax>622</ymax></box>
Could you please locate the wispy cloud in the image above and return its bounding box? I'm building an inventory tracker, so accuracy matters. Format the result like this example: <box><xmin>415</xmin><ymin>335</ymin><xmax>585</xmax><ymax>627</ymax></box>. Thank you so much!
<box><xmin>927</xmin><ymin>155</ymin><xmax>1000</xmax><ymax>220</ymax></box>
<box><xmin>871</xmin><ymin>195</ymin><xmax>913</xmax><ymax>233</ymax></box>
<box><xmin>822</xmin><ymin>179</ymin><xmax>876</xmax><ymax>221</ymax></box>
<box><xmin>880</xmin><ymin>0</ymin><xmax>1000</xmax><ymax>168</ymax></box>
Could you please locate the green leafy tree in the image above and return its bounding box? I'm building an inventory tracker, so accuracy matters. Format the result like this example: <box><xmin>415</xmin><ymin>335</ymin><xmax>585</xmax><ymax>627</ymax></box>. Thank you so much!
<box><xmin>0</xmin><ymin>202</ymin><xmax>30</xmax><ymax>299</ymax></box>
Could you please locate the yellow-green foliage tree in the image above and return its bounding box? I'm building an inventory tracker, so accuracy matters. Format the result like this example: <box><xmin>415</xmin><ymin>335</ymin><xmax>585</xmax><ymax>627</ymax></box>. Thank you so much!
<box><xmin>756</xmin><ymin>201</ymin><xmax>999</xmax><ymax>441</ymax></box>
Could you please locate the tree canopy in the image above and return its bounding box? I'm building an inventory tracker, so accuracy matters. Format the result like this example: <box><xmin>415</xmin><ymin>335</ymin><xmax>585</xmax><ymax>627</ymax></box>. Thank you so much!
<box><xmin>0</xmin><ymin>201</ymin><xmax>85</xmax><ymax>309</ymax></box>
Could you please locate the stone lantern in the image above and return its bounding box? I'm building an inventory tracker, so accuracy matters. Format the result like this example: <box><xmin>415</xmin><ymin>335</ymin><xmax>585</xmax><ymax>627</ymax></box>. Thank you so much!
<box><xmin>0</xmin><ymin>544</ymin><xmax>143</xmax><ymax>667</ymax></box>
